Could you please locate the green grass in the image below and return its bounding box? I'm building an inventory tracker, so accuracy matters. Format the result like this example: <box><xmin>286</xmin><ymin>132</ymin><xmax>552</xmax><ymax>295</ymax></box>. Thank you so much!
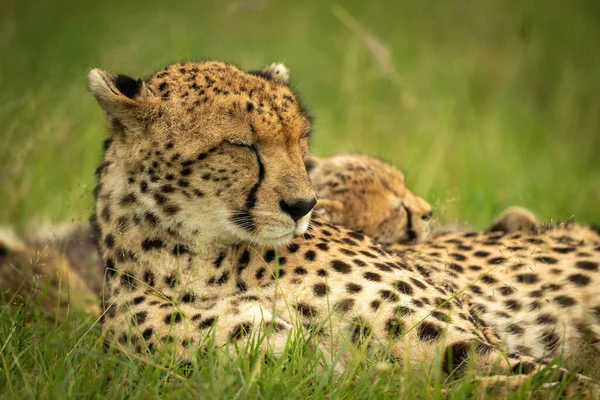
<box><xmin>1</xmin><ymin>0</ymin><xmax>600</xmax><ymax>398</ymax></box>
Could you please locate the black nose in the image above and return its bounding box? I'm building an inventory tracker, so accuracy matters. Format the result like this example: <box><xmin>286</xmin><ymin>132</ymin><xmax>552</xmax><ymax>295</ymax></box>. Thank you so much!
<box><xmin>422</xmin><ymin>210</ymin><xmax>433</xmax><ymax>221</ymax></box>
<box><xmin>280</xmin><ymin>198</ymin><xmax>317</xmax><ymax>222</ymax></box>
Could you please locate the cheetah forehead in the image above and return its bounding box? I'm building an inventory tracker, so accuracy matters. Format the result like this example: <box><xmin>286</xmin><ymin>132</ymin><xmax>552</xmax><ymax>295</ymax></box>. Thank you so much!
<box><xmin>143</xmin><ymin>61</ymin><xmax>310</xmax><ymax>141</ymax></box>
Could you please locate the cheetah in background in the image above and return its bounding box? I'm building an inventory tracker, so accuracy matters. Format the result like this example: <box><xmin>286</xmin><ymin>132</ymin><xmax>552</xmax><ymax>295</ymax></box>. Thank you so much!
<box><xmin>0</xmin><ymin>60</ymin><xmax>598</xmax><ymax>394</ymax></box>
<box><xmin>308</xmin><ymin>153</ymin><xmax>600</xmax><ymax>369</ymax></box>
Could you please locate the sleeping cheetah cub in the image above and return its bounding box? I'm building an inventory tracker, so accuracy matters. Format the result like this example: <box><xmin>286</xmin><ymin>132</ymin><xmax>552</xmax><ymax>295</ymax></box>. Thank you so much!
<box><xmin>308</xmin><ymin>153</ymin><xmax>600</xmax><ymax>366</ymax></box>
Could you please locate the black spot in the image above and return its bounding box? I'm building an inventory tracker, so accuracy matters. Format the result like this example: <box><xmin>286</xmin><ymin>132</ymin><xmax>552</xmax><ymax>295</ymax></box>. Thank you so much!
<box><xmin>552</xmin><ymin>247</ymin><xmax>576</xmax><ymax>254</ymax></box>
<box><xmin>296</xmin><ymin>303</ymin><xmax>318</xmax><ymax>318</ymax></box>
<box><xmin>370</xmin><ymin>300</ymin><xmax>381</xmax><ymax>311</ymax></box>
<box><xmin>164</xmin><ymin>274</ymin><xmax>177</xmax><ymax>288</ymax></box>
<box><xmin>535</xmin><ymin>256</ymin><xmax>558</xmax><ymax>265</ymax></box>
<box><xmin>316</xmin><ymin>242</ymin><xmax>329</xmax><ymax>251</ymax></box>
<box><xmin>386</xmin><ymin>318</ymin><xmax>404</xmax><ymax>339</ymax></box>
<box><xmin>163</xmin><ymin>204</ymin><xmax>181</xmax><ymax>215</ymax></box>
<box><xmin>554</xmin><ymin>295</ymin><xmax>577</xmax><ymax>308</ymax></box>
<box><xmin>473</xmin><ymin>251</ymin><xmax>490</xmax><ymax>258</ymax></box>
<box><xmin>431</xmin><ymin>311</ymin><xmax>451</xmax><ymax>323</ymax></box>
<box><xmin>213</xmin><ymin>252</ymin><xmax>226</xmax><ymax>269</ymax></box>
<box><xmin>350</xmin><ymin>318</ymin><xmax>372</xmax><ymax>345</ymax></box>
<box><xmin>576</xmin><ymin>260</ymin><xmax>598</xmax><ymax>271</ymax></box>
<box><xmin>287</xmin><ymin>243</ymin><xmax>300</xmax><ymax>253</ymax></box>
<box><xmin>143</xmin><ymin>270</ymin><xmax>155</xmax><ymax>287</ymax></box>
<box><xmin>142</xmin><ymin>327</ymin><xmax>153</xmax><ymax>341</ymax></box>
<box><xmin>133</xmin><ymin>311</ymin><xmax>148</xmax><ymax>325</ymax></box>
<box><xmin>497</xmin><ymin>286</ymin><xmax>515</xmax><ymax>296</ymax></box>
<box><xmin>504</xmin><ymin>299</ymin><xmax>522</xmax><ymax>311</ymax></box>
<box><xmin>335</xmin><ymin>299</ymin><xmax>355</xmax><ymax>312</ymax></box>
<box><xmin>488</xmin><ymin>257</ymin><xmax>507</xmax><ymax>265</ymax></box>
<box><xmin>317</xmin><ymin>269</ymin><xmax>327</xmax><ymax>277</ymax></box>
<box><xmin>567</xmin><ymin>273</ymin><xmax>590</xmax><ymax>286</ymax></box>
<box><xmin>363</xmin><ymin>272</ymin><xmax>382</xmax><ymax>282</ymax></box>
<box><xmin>208</xmin><ymin>271</ymin><xmax>230</xmax><ymax>286</ymax></box>
<box><xmin>394</xmin><ymin>281</ymin><xmax>413</xmax><ymax>295</ymax></box>
<box><xmin>536</xmin><ymin>313</ymin><xmax>557</xmax><ymax>325</ymax></box>
<box><xmin>540</xmin><ymin>329</ymin><xmax>561</xmax><ymax>352</ymax></box>
<box><xmin>346</xmin><ymin>283</ymin><xmax>362</xmax><ymax>294</ymax></box>
<box><xmin>133</xmin><ymin>295</ymin><xmax>146</xmax><ymax>305</ymax></box>
<box><xmin>144</xmin><ymin>212</ymin><xmax>158</xmax><ymax>226</ymax></box>
<box><xmin>313</xmin><ymin>283</ymin><xmax>328</xmax><ymax>297</ymax></box>
<box><xmin>229</xmin><ymin>322</ymin><xmax>252</xmax><ymax>340</ymax></box>
<box><xmin>161</xmin><ymin>184</ymin><xmax>174</xmax><ymax>193</ymax></box>
<box><xmin>198</xmin><ymin>317</ymin><xmax>217</xmax><ymax>330</ymax></box>
<box><xmin>448</xmin><ymin>263</ymin><xmax>464</xmax><ymax>273</ymax></box>
<box><xmin>255</xmin><ymin>268</ymin><xmax>265</xmax><ymax>280</ymax></box>
<box><xmin>417</xmin><ymin>322</ymin><xmax>442</xmax><ymax>342</ymax></box>
<box><xmin>352</xmin><ymin>259</ymin><xmax>367</xmax><ymax>267</ymax></box>
<box><xmin>515</xmin><ymin>273</ymin><xmax>538</xmax><ymax>284</ymax></box>
<box><xmin>172</xmin><ymin>244</ymin><xmax>191</xmax><ymax>256</ymax></box>
<box><xmin>507</xmin><ymin>324</ymin><xmax>525</xmax><ymax>336</ymax></box>
<box><xmin>120</xmin><ymin>271</ymin><xmax>136</xmax><ymax>289</ymax></box>
<box><xmin>294</xmin><ymin>267</ymin><xmax>307</xmax><ymax>275</ymax></box>
<box><xmin>470</xmin><ymin>285</ymin><xmax>482</xmax><ymax>294</ymax></box>
<box><xmin>379</xmin><ymin>290</ymin><xmax>399</xmax><ymax>302</ymax></box>
<box><xmin>238</xmin><ymin>250</ymin><xmax>250</xmax><ymax>272</ymax></box>
<box><xmin>246</xmin><ymin>102</ymin><xmax>255</xmax><ymax>112</ymax></box>
<box><xmin>142</xmin><ymin>238</ymin><xmax>164</xmax><ymax>251</ymax></box>
<box><xmin>409</xmin><ymin>278</ymin><xmax>427</xmax><ymax>290</ymax></box>
<box><xmin>481</xmin><ymin>275</ymin><xmax>497</xmax><ymax>284</ymax></box>
<box><xmin>450</xmin><ymin>253</ymin><xmax>467</xmax><ymax>262</ymax></box>
<box><xmin>331</xmin><ymin>260</ymin><xmax>351</xmax><ymax>274</ymax></box>
<box><xmin>181</xmin><ymin>292</ymin><xmax>196</xmax><ymax>303</ymax></box>
<box><xmin>104</xmin><ymin>234</ymin><xmax>115</xmax><ymax>248</ymax></box>
<box><xmin>119</xmin><ymin>193</ymin><xmax>137</xmax><ymax>206</ymax></box>
<box><xmin>100</xmin><ymin>206</ymin><xmax>111</xmax><ymax>222</ymax></box>
<box><xmin>442</xmin><ymin>341</ymin><xmax>473</xmax><ymax>374</ymax></box>
<box><xmin>304</xmin><ymin>250</ymin><xmax>316</xmax><ymax>261</ymax></box>
<box><xmin>164</xmin><ymin>312</ymin><xmax>183</xmax><ymax>324</ymax></box>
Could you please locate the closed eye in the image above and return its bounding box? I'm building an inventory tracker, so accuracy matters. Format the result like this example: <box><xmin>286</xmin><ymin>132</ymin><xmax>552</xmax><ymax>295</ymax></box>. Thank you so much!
<box><xmin>228</xmin><ymin>140</ymin><xmax>253</xmax><ymax>148</ymax></box>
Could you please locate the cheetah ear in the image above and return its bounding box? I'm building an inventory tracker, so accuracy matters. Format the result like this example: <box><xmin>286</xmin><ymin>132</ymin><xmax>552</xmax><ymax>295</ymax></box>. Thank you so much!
<box><xmin>87</xmin><ymin>68</ymin><xmax>154</xmax><ymax>122</ymax></box>
<box><xmin>249</xmin><ymin>63</ymin><xmax>290</xmax><ymax>85</ymax></box>
<box><xmin>304</xmin><ymin>154</ymin><xmax>321</xmax><ymax>174</ymax></box>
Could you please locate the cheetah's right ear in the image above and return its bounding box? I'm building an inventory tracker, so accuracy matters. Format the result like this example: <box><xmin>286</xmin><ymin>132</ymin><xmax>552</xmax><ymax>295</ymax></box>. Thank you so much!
<box><xmin>304</xmin><ymin>154</ymin><xmax>321</xmax><ymax>174</ymax></box>
<box><xmin>249</xmin><ymin>63</ymin><xmax>290</xmax><ymax>85</ymax></box>
<box><xmin>87</xmin><ymin>68</ymin><xmax>155</xmax><ymax>123</ymax></box>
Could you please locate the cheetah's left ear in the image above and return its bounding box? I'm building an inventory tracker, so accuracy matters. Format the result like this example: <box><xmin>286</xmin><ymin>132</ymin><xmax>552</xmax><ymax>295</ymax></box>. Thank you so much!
<box><xmin>249</xmin><ymin>63</ymin><xmax>290</xmax><ymax>85</ymax></box>
<box><xmin>87</xmin><ymin>68</ymin><xmax>155</xmax><ymax>124</ymax></box>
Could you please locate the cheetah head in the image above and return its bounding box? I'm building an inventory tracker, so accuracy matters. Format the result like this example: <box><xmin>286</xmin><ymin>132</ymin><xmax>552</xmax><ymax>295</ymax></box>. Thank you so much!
<box><xmin>89</xmin><ymin>61</ymin><xmax>316</xmax><ymax>246</ymax></box>
<box><xmin>307</xmin><ymin>154</ymin><xmax>432</xmax><ymax>245</ymax></box>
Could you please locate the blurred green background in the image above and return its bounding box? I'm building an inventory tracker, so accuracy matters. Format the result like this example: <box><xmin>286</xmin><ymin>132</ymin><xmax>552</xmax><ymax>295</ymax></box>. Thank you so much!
<box><xmin>1</xmin><ymin>0</ymin><xmax>599</xmax><ymax>228</ymax></box>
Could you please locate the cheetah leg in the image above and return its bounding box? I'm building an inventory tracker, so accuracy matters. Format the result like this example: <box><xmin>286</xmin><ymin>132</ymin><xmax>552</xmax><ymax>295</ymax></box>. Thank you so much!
<box><xmin>102</xmin><ymin>290</ymin><xmax>296</xmax><ymax>361</ymax></box>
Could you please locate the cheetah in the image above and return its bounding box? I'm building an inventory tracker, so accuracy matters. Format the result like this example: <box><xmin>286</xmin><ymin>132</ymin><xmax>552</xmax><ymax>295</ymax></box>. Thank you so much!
<box><xmin>307</xmin><ymin>152</ymin><xmax>600</xmax><ymax>367</ymax></box>
<box><xmin>307</xmin><ymin>153</ymin><xmax>433</xmax><ymax>245</ymax></box>
<box><xmin>82</xmin><ymin>59</ymin><xmax>600</xmax><ymax>390</ymax></box>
